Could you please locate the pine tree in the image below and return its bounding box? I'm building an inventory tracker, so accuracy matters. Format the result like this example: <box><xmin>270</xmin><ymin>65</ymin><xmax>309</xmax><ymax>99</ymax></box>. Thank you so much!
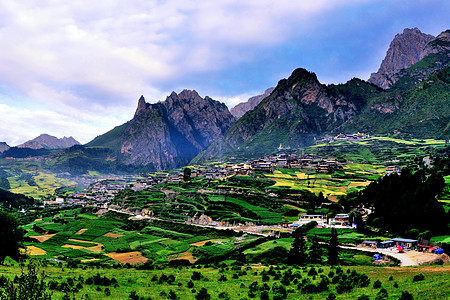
<box><xmin>308</xmin><ymin>235</ymin><xmax>323</xmax><ymax>264</ymax></box>
<box><xmin>288</xmin><ymin>229</ymin><xmax>308</xmax><ymax>265</ymax></box>
<box><xmin>328</xmin><ymin>228</ymin><xmax>339</xmax><ymax>265</ymax></box>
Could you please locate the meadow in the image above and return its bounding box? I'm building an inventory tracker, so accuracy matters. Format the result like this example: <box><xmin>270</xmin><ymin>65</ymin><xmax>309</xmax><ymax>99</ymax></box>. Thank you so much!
<box><xmin>1</xmin><ymin>259</ymin><xmax>449</xmax><ymax>299</ymax></box>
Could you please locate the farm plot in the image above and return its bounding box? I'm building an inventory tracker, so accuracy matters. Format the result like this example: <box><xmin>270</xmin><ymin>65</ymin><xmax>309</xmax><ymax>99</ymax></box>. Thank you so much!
<box><xmin>105</xmin><ymin>252</ymin><xmax>148</xmax><ymax>264</ymax></box>
<box><xmin>225</xmin><ymin>197</ymin><xmax>282</xmax><ymax>224</ymax></box>
<box><xmin>62</xmin><ymin>239</ymin><xmax>104</xmax><ymax>253</ymax></box>
<box><xmin>25</xmin><ymin>245</ymin><xmax>47</xmax><ymax>256</ymax></box>
<box><xmin>28</xmin><ymin>234</ymin><xmax>56</xmax><ymax>243</ymax></box>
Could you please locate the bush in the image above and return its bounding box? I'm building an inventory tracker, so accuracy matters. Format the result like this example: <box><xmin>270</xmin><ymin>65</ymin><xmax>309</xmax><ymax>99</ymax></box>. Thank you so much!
<box><xmin>218</xmin><ymin>275</ymin><xmax>227</xmax><ymax>282</ymax></box>
<box><xmin>375</xmin><ymin>288</ymin><xmax>388</xmax><ymax>300</ymax></box>
<box><xmin>399</xmin><ymin>291</ymin><xmax>414</xmax><ymax>300</ymax></box>
<box><xmin>218</xmin><ymin>291</ymin><xmax>231</xmax><ymax>300</ymax></box>
<box><xmin>326</xmin><ymin>293</ymin><xmax>336</xmax><ymax>300</ymax></box>
<box><xmin>195</xmin><ymin>288</ymin><xmax>211</xmax><ymax>300</ymax></box>
<box><xmin>187</xmin><ymin>280</ymin><xmax>194</xmax><ymax>288</ymax></box>
<box><xmin>191</xmin><ymin>271</ymin><xmax>203</xmax><ymax>281</ymax></box>
<box><xmin>373</xmin><ymin>279</ymin><xmax>382</xmax><ymax>289</ymax></box>
<box><xmin>412</xmin><ymin>273</ymin><xmax>425</xmax><ymax>282</ymax></box>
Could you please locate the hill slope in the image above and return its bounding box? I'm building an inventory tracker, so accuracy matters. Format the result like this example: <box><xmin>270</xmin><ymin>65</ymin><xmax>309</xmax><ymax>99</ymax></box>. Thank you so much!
<box><xmin>196</xmin><ymin>69</ymin><xmax>381</xmax><ymax>160</ymax></box>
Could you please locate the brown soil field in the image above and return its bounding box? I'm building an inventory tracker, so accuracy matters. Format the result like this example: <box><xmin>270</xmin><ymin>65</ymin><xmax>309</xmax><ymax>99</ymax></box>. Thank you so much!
<box><xmin>105</xmin><ymin>252</ymin><xmax>148</xmax><ymax>264</ymax></box>
<box><xmin>26</xmin><ymin>245</ymin><xmax>47</xmax><ymax>255</ymax></box>
<box><xmin>348</xmin><ymin>181</ymin><xmax>371</xmax><ymax>187</ymax></box>
<box><xmin>103</xmin><ymin>232</ymin><xmax>124</xmax><ymax>238</ymax></box>
<box><xmin>168</xmin><ymin>251</ymin><xmax>196</xmax><ymax>263</ymax></box>
<box><xmin>61</xmin><ymin>239</ymin><xmax>104</xmax><ymax>253</ymax></box>
<box><xmin>329</xmin><ymin>196</ymin><xmax>338</xmax><ymax>202</ymax></box>
<box><xmin>75</xmin><ymin>228</ymin><xmax>88</xmax><ymax>234</ymax></box>
<box><xmin>29</xmin><ymin>234</ymin><xmax>55</xmax><ymax>243</ymax></box>
<box><xmin>190</xmin><ymin>239</ymin><xmax>224</xmax><ymax>247</ymax></box>
<box><xmin>404</xmin><ymin>250</ymin><xmax>442</xmax><ymax>265</ymax></box>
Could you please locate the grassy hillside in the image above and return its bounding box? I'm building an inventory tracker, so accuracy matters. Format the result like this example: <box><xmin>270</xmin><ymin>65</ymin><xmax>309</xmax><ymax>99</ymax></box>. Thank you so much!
<box><xmin>0</xmin><ymin>259</ymin><xmax>448</xmax><ymax>299</ymax></box>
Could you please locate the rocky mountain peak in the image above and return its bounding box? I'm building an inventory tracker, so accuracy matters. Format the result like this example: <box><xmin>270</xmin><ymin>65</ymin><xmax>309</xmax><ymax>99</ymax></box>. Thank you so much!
<box><xmin>230</xmin><ymin>87</ymin><xmax>275</xmax><ymax>119</ymax></box>
<box><xmin>368</xmin><ymin>28</ymin><xmax>435</xmax><ymax>89</ymax></box>
<box><xmin>89</xmin><ymin>90</ymin><xmax>235</xmax><ymax>170</ymax></box>
<box><xmin>135</xmin><ymin>95</ymin><xmax>147</xmax><ymax>116</ymax></box>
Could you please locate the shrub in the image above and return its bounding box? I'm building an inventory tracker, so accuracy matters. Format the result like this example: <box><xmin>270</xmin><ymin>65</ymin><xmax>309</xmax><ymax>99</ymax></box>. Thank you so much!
<box><xmin>375</xmin><ymin>288</ymin><xmax>388</xmax><ymax>300</ymax></box>
<box><xmin>218</xmin><ymin>275</ymin><xmax>227</xmax><ymax>282</ymax></box>
<box><xmin>218</xmin><ymin>291</ymin><xmax>231</xmax><ymax>299</ymax></box>
<box><xmin>373</xmin><ymin>279</ymin><xmax>382</xmax><ymax>289</ymax></box>
<box><xmin>326</xmin><ymin>293</ymin><xmax>336</xmax><ymax>300</ymax></box>
<box><xmin>307</xmin><ymin>267</ymin><xmax>317</xmax><ymax>276</ymax></box>
<box><xmin>168</xmin><ymin>290</ymin><xmax>179</xmax><ymax>300</ymax></box>
<box><xmin>412</xmin><ymin>273</ymin><xmax>425</xmax><ymax>282</ymax></box>
<box><xmin>195</xmin><ymin>288</ymin><xmax>211</xmax><ymax>300</ymax></box>
<box><xmin>191</xmin><ymin>271</ymin><xmax>203</xmax><ymax>281</ymax></box>
<box><xmin>399</xmin><ymin>291</ymin><xmax>414</xmax><ymax>300</ymax></box>
<box><xmin>260</xmin><ymin>290</ymin><xmax>269</xmax><ymax>300</ymax></box>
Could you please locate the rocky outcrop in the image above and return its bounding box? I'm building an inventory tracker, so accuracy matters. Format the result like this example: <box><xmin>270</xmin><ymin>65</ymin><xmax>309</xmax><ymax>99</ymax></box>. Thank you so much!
<box><xmin>369</xmin><ymin>28</ymin><xmax>435</xmax><ymax>89</ymax></box>
<box><xmin>230</xmin><ymin>87</ymin><xmax>275</xmax><ymax>119</ymax></box>
<box><xmin>0</xmin><ymin>142</ymin><xmax>10</xmax><ymax>153</ymax></box>
<box><xmin>89</xmin><ymin>90</ymin><xmax>235</xmax><ymax>170</ymax></box>
<box><xmin>18</xmin><ymin>134</ymin><xmax>80</xmax><ymax>150</ymax></box>
<box><xmin>420</xmin><ymin>30</ymin><xmax>450</xmax><ymax>60</ymax></box>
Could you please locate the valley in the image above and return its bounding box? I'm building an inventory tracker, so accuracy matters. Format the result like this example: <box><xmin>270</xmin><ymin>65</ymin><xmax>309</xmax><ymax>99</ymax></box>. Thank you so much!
<box><xmin>0</xmin><ymin>135</ymin><xmax>449</xmax><ymax>299</ymax></box>
<box><xmin>0</xmin><ymin>25</ymin><xmax>450</xmax><ymax>299</ymax></box>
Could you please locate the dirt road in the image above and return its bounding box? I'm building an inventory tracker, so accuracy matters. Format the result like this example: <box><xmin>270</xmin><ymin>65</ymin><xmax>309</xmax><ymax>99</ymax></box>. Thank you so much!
<box><xmin>340</xmin><ymin>246</ymin><xmax>441</xmax><ymax>267</ymax></box>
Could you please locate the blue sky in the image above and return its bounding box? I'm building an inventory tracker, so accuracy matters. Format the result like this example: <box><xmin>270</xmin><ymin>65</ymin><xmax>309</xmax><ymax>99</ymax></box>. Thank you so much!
<box><xmin>0</xmin><ymin>0</ymin><xmax>448</xmax><ymax>145</ymax></box>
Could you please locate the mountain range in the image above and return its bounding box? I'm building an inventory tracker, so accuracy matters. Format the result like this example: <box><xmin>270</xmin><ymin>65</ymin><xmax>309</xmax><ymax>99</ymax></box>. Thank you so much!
<box><xmin>3</xmin><ymin>27</ymin><xmax>449</xmax><ymax>172</ymax></box>
<box><xmin>17</xmin><ymin>134</ymin><xmax>80</xmax><ymax>150</ymax></box>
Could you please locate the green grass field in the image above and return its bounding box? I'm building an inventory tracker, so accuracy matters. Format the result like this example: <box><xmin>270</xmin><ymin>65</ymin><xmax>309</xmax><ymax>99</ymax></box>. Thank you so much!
<box><xmin>0</xmin><ymin>260</ymin><xmax>449</xmax><ymax>299</ymax></box>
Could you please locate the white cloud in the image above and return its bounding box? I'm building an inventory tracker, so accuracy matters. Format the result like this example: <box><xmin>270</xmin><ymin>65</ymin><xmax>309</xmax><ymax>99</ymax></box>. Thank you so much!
<box><xmin>0</xmin><ymin>0</ymin><xmax>448</xmax><ymax>143</ymax></box>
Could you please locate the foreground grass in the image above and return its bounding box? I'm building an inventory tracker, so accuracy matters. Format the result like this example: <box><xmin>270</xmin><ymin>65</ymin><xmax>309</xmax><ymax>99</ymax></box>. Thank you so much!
<box><xmin>1</xmin><ymin>260</ymin><xmax>449</xmax><ymax>299</ymax></box>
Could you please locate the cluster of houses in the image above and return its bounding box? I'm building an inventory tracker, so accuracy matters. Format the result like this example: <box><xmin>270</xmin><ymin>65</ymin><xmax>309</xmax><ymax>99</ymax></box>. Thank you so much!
<box><xmin>284</xmin><ymin>213</ymin><xmax>355</xmax><ymax>229</ymax></box>
<box><xmin>317</xmin><ymin>132</ymin><xmax>370</xmax><ymax>143</ymax></box>
<box><xmin>43</xmin><ymin>178</ymin><xmax>132</xmax><ymax>208</ymax></box>
<box><xmin>361</xmin><ymin>238</ymin><xmax>444</xmax><ymax>254</ymax></box>
<box><xmin>132</xmin><ymin>153</ymin><xmax>346</xmax><ymax>186</ymax></box>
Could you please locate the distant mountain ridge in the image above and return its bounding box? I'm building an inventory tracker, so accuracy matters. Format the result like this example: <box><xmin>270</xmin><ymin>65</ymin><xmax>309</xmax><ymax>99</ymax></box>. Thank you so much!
<box><xmin>0</xmin><ymin>142</ymin><xmax>10</xmax><ymax>153</ymax></box>
<box><xmin>27</xmin><ymin>27</ymin><xmax>450</xmax><ymax>172</ymax></box>
<box><xmin>230</xmin><ymin>88</ymin><xmax>275</xmax><ymax>119</ymax></box>
<box><xmin>87</xmin><ymin>90</ymin><xmax>235</xmax><ymax>170</ymax></box>
<box><xmin>18</xmin><ymin>134</ymin><xmax>80</xmax><ymax>150</ymax></box>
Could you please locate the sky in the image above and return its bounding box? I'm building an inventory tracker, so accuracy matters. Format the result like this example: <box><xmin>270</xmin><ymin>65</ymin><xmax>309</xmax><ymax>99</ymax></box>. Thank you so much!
<box><xmin>0</xmin><ymin>0</ymin><xmax>448</xmax><ymax>146</ymax></box>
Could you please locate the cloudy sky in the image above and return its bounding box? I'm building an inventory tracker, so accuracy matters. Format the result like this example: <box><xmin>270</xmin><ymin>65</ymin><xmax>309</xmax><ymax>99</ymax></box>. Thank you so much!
<box><xmin>0</xmin><ymin>0</ymin><xmax>448</xmax><ymax>145</ymax></box>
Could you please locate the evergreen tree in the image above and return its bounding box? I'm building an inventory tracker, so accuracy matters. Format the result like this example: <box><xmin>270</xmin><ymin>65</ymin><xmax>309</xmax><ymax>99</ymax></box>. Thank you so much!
<box><xmin>308</xmin><ymin>235</ymin><xmax>323</xmax><ymax>264</ymax></box>
<box><xmin>328</xmin><ymin>228</ymin><xmax>339</xmax><ymax>265</ymax></box>
<box><xmin>0</xmin><ymin>211</ymin><xmax>24</xmax><ymax>264</ymax></box>
<box><xmin>288</xmin><ymin>229</ymin><xmax>308</xmax><ymax>265</ymax></box>
<box><xmin>183</xmin><ymin>168</ymin><xmax>192</xmax><ymax>182</ymax></box>
<box><xmin>363</xmin><ymin>169</ymin><xmax>447</xmax><ymax>236</ymax></box>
